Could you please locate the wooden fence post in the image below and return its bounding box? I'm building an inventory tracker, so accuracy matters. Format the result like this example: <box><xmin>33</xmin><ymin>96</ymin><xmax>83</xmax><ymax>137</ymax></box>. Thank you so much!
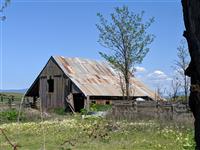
<box><xmin>171</xmin><ymin>104</ymin><xmax>174</xmax><ymax>120</ymax></box>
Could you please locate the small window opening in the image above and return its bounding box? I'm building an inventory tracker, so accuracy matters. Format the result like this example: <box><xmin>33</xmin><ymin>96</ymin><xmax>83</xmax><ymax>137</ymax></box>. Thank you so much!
<box><xmin>47</xmin><ymin>77</ymin><xmax>54</xmax><ymax>93</ymax></box>
<box><xmin>106</xmin><ymin>101</ymin><xmax>110</xmax><ymax>105</ymax></box>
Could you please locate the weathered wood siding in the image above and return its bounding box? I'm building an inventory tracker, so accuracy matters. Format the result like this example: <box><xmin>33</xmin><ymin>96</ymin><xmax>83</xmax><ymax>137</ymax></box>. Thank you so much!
<box><xmin>39</xmin><ymin>59</ymin><xmax>66</xmax><ymax>110</ymax></box>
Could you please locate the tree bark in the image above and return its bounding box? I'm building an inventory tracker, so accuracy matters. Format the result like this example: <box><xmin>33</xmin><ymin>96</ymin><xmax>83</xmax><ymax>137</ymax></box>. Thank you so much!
<box><xmin>182</xmin><ymin>0</ymin><xmax>200</xmax><ymax>149</ymax></box>
<box><xmin>184</xmin><ymin>75</ymin><xmax>187</xmax><ymax>102</ymax></box>
<box><xmin>125</xmin><ymin>75</ymin><xmax>130</xmax><ymax>100</ymax></box>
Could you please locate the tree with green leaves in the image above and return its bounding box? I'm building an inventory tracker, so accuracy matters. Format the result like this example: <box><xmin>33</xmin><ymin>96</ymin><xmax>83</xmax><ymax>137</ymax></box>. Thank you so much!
<box><xmin>0</xmin><ymin>0</ymin><xmax>10</xmax><ymax>21</ymax></box>
<box><xmin>96</xmin><ymin>6</ymin><xmax>154</xmax><ymax>100</ymax></box>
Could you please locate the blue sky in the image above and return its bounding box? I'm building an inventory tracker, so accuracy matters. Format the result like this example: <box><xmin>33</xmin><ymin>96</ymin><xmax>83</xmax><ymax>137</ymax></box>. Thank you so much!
<box><xmin>0</xmin><ymin>0</ymin><xmax>186</xmax><ymax>92</ymax></box>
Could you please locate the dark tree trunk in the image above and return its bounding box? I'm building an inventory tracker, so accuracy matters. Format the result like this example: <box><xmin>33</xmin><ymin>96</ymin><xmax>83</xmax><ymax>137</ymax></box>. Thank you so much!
<box><xmin>184</xmin><ymin>75</ymin><xmax>188</xmax><ymax>102</ymax></box>
<box><xmin>182</xmin><ymin>0</ymin><xmax>200</xmax><ymax>149</ymax></box>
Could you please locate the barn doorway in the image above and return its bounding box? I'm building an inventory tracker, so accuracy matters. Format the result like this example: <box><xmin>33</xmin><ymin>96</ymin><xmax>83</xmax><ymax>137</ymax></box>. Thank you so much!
<box><xmin>73</xmin><ymin>93</ymin><xmax>85</xmax><ymax>112</ymax></box>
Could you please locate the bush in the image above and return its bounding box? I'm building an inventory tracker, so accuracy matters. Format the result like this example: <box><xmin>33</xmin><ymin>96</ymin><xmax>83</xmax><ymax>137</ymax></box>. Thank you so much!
<box><xmin>90</xmin><ymin>104</ymin><xmax>112</xmax><ymax>112</ymax></box>
<box><xmin>0</xmin><ymin>108</ymin><xmax>25</xmax><ymax>123</ymax></box>
<box><xmin>80</xmin><ymin>108</ymin><xmax>88</xmax><ymax>115</ymax></box>
<box><xmin>53</xmin><ymin>108</ymin><xmax>66</xmax><ymax>115</ymax></box>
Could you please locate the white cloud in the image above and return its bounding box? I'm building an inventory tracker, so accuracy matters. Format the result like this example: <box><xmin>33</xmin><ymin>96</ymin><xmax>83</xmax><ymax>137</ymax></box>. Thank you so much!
<box><xmin>147</xmin><ymin>70</ymin><xmax>172</xmax><ymax>81</ymax></box>
<box><xmin>135</xmin><ymin>66</ymin><xmax>146</xmax><ymax>73</ymax></box>
<box><xmin>154</xmin><ymin>70</ymin><xmax>165</xmax><ymax>75</ymax></box>
<box><xmin>134</xmin><ymin>69</ymin><xmax>175</xmax><ymax>96</ymax></box>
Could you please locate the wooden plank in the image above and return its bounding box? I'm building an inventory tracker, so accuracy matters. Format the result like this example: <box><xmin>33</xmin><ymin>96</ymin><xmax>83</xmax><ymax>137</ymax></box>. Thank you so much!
<box><xmin>39</xmin><ymin>59</ymin><xmax>66</xmax><ymax>110</ymax></box>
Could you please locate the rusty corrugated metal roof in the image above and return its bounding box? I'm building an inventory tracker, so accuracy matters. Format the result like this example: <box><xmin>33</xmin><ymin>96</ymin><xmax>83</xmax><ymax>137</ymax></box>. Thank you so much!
<box><xmin>53</xmin><ymin>56</ymin><xmax>158</xmax><ymax>100</ymax></box>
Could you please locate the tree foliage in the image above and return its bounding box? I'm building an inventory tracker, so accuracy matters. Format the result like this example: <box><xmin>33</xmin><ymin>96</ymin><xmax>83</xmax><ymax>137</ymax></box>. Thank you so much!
<box><xmin>0</xmin><ymin>0</ymin><xmax>11</xmax><ymax>21</ymax></box>
<box><xmin>96</xmin><ymin>6</ymin><xmax>154</xmax><ymax>99</ymax></box>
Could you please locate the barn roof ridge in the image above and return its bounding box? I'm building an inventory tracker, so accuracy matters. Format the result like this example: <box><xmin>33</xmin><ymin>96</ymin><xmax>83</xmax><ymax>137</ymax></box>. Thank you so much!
<box><xmin>52</xmin><ymin>56</ymin><xmax>158</xmax><ymax>100</ymax></box>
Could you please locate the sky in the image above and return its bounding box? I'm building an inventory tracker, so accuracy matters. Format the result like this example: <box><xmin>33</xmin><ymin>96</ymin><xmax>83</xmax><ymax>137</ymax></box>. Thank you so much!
<box><xmin>0</xmin><ymin>0</ymin><xmax>187</xmax><ymax>94</ymax></box>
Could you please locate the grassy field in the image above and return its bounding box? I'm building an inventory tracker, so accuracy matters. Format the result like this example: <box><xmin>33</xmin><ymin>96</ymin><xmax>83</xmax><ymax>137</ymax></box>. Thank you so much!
<box><xmin>0</xmin><ymin>114</ymin><xmax>195</xmax><ymax>150</ymax></box>
<box><xmin>0</xmin><ymin>95</ymin><xmax>195</xmax><ymax>150</ymax></box>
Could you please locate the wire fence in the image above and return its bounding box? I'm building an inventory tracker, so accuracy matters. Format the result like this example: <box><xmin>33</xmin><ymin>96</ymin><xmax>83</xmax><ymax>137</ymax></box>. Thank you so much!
<box><xmin>108</xmin><ymin>100</ymin><xmax>193</xmax><ymax>123</ymax></box>
<box><xmin>0</xmin><ymin>94</ymin><xmax>22</xmax><ymax>111</ymax></box>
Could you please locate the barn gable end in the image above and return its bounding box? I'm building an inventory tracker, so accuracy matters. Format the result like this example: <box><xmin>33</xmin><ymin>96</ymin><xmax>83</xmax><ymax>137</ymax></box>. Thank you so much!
<box><xmin>25</xmin><ymin>57</ymin><xmax>83</xmax><ymax>111</ymax></box>
<box><xmin>39</xmin><ymin>58</ymin><xmax>66</xmax><ymax>110</ymax></box>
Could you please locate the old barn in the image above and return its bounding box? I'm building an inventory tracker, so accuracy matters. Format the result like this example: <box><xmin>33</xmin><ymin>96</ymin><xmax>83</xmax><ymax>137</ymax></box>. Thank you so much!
<box><xmin>25</xmin><ymin>56</ymin><xmax>158</xmax><ymax>112</ymax></box>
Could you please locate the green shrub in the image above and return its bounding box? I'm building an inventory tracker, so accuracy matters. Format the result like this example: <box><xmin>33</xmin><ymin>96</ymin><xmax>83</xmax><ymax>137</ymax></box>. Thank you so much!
<box><xmin>80</xmin><ymin>108</ymin><xmax>88</xmax><ymax>115</ymax></box>
<box><xmin>90</xmin><ymin>104</ymin><xmax>112</xmax><ymax>112</ymax></box>
<box><xmin>0</xmin><ymin>108</ymin><xmax>25</xmax><ymax>123</ymax></box>
<box><xmin>53</xmin><ymin>108</ymin><xmax>66</xmax><ymax>115</ymax></box>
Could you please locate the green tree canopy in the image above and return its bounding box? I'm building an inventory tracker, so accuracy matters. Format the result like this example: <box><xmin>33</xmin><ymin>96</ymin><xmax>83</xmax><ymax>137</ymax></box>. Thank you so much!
<box><xmin>96</xmin><ymin>6</ymin><xmax>154</xmax><ymax>99</ymax></box>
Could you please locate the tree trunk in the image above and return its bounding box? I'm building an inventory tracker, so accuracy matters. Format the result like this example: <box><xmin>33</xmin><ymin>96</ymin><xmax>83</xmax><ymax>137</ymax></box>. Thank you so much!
<box><xmin>184</xmin><ymin>75</ymin><xmax>188</xmax><ymax>109</ymax></box>
<box><xmin>124</xmin><ymin>54</ymin><xmax>130</xmax><ymax>101</ymax></box>
<box><xmin>125</xmin><ymin>76</ymin><xmax>130</xmax><ymax>100</ymax></box>
<box><xmin>182</xmin><ymin>0</ymin><xmax>200</xmax><ymax>149</ymax></box>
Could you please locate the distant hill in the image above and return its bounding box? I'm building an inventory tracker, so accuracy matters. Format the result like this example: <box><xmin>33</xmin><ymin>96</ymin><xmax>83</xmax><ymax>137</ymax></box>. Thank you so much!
<box><xmin>0</xmin><ymin>89</ymin><xmax>27</xmax><ymax>94</ymax></box>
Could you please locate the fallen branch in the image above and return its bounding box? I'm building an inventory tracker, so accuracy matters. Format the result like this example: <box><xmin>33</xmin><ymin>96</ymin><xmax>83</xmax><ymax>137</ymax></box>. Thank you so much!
<box><xmin>60</xmin><ymin>138</ymin><xmax>77</xmax><ymax>147</ymax></box>
<box><xmin>0</xmin><ymin>128</ymin><xmax>20</xmax><ymax>150</ymax></box>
